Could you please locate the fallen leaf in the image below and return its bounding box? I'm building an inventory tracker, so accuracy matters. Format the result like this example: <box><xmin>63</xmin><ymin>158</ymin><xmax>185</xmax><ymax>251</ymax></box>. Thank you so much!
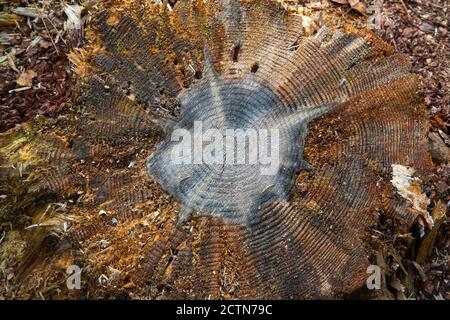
<box><xmin>419</xmin><ymin>22</ymin><xmax>434</xmax><ymax>33</ymax></box>
<box><xmin>434</xmin><ymin>115</ymin><xmax>447</xmax><ymax>131</ymax></box>
<box><xmin>16</xmin><ymin>70</ymin><xmax>37</xmax><ymax>87</ymax></box>
<box><xmin>429</xmin><ymin>132</ymin><xmax>450</xmax><ymax>164</ymax></box>
<box><xmin>331</xmin><ymin>0</ymin><xmax>367</xmax><ymax>15</ymax></box>
<box><xmin>39</xmin><ymin>40</ymin><xmax>53</xmax><ymax>49</ymax></box>
<box><xmin>438</xmin><ymin>129</ymin><xmax>450</xmax><ymax>146</ymax></box>
<box><xmin>402</xmin><ymin>27</ymin><xmax>415</xmax><ymax>37</ymax></box>
<box><xmin>389</xmin><ymin>277</ymin><xmax>404</xmax><ymax>292</ymax></box>
<box><xmin>349</xmin><ymin>0</ymin><xmax>368</xmax><ymax>14</ymax></box>
<box><xmin>412</xmin><ymin>261</ymin><xmax>427</xmax><ymax>281</ymax></box>
<box><xmin>422</xmin><ymin>280</ymin><xmax>434</xmax><ymax>295</ymax></box>
<box><xmin>416</xmin><ymin>201</ymin><xmax>447</xmax><ymax>264</ymax></box>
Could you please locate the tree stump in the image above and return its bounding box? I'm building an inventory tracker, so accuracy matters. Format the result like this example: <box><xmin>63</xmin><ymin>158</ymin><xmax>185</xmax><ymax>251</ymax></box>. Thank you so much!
<box><xmin>0</xmin><ymin>0</ymin><xmax>433</xmax><ymax>299</ymax></box>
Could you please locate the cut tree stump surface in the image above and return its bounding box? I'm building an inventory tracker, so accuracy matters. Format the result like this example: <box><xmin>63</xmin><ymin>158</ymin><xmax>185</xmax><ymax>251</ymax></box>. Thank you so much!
<box><xmin>0</xmin><ymin>0</ymin><xmax>447</xmax><ymax>300</ymax></box>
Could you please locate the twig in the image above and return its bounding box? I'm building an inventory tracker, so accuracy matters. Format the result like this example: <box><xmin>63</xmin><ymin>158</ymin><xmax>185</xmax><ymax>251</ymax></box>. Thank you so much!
<box><xmin>41</xmin><ymin>16</ymin><xmax>59</xmax><ymax>54</ymax></box>
<box><xmin>9</xmin><ymin>86</ymin><xmax>31</xmax><ymax>93</ymax></box>
<box><xmin>33</xmin><ymin>4</ymin><xmax>60</xmax><ymax>54</ymax></box>
<box><xmin>44</xmin><ymin>15</ymin><xmax>67</xmax><ymax>46</ymax></box>
<box><xmin>14</xmin><ymin>19</ymin><xmax>26</xmax><ymax>36</ymax></box>
<box><xmin>399</xmin><ymin>0</ymin><xmax>411</xmax><ymax>18</ymax></box>
<box><xmin>0</xmin><ymin>230</ymin><xmax>5</xmax><ymax>244</ymax></box>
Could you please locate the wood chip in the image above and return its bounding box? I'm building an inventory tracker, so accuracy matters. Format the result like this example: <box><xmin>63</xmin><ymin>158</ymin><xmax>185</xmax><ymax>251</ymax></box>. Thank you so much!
<box><xmin>16</xmin><ymin>69</ymin><xmax>37</xmax><ymax>87</ymax></box>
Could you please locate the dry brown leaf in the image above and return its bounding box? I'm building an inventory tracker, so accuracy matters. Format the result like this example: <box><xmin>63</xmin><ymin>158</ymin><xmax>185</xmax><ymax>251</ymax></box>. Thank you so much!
<box><xmin>16</xmin><ymin>70</ymin><xmax>37</xmax><ymax>87</ymax></box>
<box><xmin>416</xmin><ymin>201</ymin><xmax>447</xmax><ymax>264</ymax></box>
<box><xmin>332</xmin><ymin>0</ymin><xmax>368</xmax><ymax>15</ymax></box>
<box><xmin>349</xmin><ymin>0</ymin><xmax>368</xmax><ymax>14</ymax></box>
<box><xmin>39</xmin><ymin>40</ymin><xmax>53</xmax><ymax>49</ymax></box>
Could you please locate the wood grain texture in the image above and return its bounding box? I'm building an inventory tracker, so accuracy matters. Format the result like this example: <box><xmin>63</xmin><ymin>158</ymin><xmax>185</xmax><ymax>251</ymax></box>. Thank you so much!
<box><xmin>0</xmin><ymin>0</ymin><xmax>432</xmax><ymax>299</ymax></box>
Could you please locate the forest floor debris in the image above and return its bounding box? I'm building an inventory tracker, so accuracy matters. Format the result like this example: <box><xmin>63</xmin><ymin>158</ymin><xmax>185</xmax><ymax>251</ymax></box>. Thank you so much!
<box><xmin>0</xmin><ymin>0</ymin><xmax>85</xmax><ymax>131</ymax></box>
